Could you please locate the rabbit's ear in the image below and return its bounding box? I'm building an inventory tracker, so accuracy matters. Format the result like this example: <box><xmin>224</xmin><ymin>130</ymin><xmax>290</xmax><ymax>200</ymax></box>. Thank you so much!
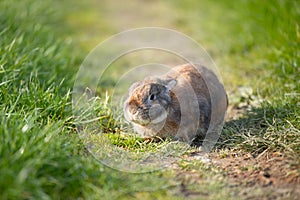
<box><xmin>165</xmin><ymin>79</ymin><xmax>177</xmax><ymax>90</ymax></box>
<box><xmin>129</xmin><ymin>81</ymin><xmax>141</xmax><ymax>94</ymax></box>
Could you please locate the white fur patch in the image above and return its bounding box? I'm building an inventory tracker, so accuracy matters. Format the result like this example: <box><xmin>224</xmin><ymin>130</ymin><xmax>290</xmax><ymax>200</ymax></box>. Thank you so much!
<box><xmin>151</xmin><ymin>109</ymin><xmax>167</xmax><ymax>124</ymax></box>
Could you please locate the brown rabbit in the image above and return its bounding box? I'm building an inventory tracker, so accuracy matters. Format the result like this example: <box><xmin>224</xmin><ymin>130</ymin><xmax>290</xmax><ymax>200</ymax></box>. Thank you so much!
<box><xmin>123</xmin><ymin>63</ymin><xmax>227</xmax><ymax>144</ymax></box>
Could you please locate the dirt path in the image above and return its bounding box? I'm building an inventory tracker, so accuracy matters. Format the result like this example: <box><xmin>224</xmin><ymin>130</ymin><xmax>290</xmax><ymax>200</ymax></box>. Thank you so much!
<box><xmin>211</xmin><ymin>152</ymin><xmax>300</xmax><ymax>199</ymax></box>
<box><xmin>99</xmin><ymin>0</ymin><xmax>178</xmax><ymax>31</ymax></box>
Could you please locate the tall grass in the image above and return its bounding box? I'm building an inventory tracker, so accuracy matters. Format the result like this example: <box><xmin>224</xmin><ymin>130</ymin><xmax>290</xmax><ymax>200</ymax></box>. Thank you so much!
<box><xmin>0</xmin><ymin>0</ymin><xmax>88</xmax><ymax>198</ymax></box>
<box><xmin>0</xmin><ymin>0</ymin><xmax>188</xmax><ymax>199</ymax></box>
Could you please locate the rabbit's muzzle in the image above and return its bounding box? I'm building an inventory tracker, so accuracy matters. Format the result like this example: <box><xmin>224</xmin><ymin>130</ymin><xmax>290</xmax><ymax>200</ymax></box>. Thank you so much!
<box><xmin>126</xmin><ymin>103</ymin><xmax>168</xmax><ymax>126</ymax></box>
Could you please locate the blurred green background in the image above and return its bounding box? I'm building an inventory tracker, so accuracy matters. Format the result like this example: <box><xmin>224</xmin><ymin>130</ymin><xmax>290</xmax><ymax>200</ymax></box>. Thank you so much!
<box><xmin>0</xmin><ymin>0</ymin><xmax>299</xmax><ymax>199</ymax></box>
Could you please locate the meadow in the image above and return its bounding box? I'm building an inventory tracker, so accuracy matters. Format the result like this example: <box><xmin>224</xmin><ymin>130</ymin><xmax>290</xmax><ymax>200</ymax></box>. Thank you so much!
<box><xmin>0</xmin><ymin>0</ymin><xmax>299</xmax><ymax>199</ymax></box>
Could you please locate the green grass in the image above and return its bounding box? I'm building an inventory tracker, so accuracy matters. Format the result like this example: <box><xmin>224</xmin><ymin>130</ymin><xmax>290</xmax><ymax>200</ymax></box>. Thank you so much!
<box><xmin>171</xmin><ymin>1</ymin><xmax>300</xmax><ymax>173</ymax></box>
<box><xmin>179</xmin><ymin>0</ymin><xmax>300</xmax><ymax>158</ymax></box>
<box><xmin>0</xmin><ymin>0</ymin><xmax>189</xmax><ymax>199</ymax></box>
<box><xmin>1</xmin><ymin>0</ymin><xmax>299</xmax><ymax>199</ymax></box>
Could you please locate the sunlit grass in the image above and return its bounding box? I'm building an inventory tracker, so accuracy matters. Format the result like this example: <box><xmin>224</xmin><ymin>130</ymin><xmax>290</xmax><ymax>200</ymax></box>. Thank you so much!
<box><xmin>1</xmin><ymin>0</ymin><xmax>299</xmax><ymax>199</ymax></box>
<box><xmin>168</xmin><ymin>0</ymin><xmax>299</xmax><ymax>158</ymax></box>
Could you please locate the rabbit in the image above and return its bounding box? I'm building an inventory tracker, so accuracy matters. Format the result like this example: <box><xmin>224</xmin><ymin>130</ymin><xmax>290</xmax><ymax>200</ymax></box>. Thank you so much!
<box><xmin>123</xmin><ymin>63</ymin><xmax>228</xmax><ymax>144</ymax></box>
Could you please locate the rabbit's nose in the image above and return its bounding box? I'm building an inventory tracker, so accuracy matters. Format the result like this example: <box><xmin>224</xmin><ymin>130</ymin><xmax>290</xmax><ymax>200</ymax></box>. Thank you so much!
<box><xmin>131</xmin><ymin>110</ymin><xmax>142</xmax><ymax>122</ymax></box>
<box><xmin>129</xmin><ymin>107</ymin><xmax>138</xmax><ymax>115</ymax></box>
<box><xmin>129</xmin><ymin>107</ymin><xmax>139</xmax><ymax>120</ymax></box>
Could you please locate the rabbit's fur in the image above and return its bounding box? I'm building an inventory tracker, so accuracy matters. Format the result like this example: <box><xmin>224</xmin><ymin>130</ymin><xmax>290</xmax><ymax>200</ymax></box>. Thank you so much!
<box><xmin>123</xmin><ymin>63</ymin><xmax>227</xmax><ymax>144</ymax></box>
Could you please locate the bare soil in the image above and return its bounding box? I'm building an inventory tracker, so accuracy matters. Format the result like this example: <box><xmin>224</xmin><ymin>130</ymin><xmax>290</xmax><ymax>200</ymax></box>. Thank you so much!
<box><xmin>211</xmin><ymin>151</ymin><xmax>300</xmax><ymax>199</ymax></box>
<box><xmin>172</xmin><ymin>105</ymin><xmax>300</xmax><ymax>199</ymax></box>
<box><xmin>210</xmin><ymin>106</ymin><xmax>300</xmax><ymax>199</ymax></box>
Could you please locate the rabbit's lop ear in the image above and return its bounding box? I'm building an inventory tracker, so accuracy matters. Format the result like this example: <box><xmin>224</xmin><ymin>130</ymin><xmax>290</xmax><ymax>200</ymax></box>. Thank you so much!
<box><xmin>129</xmin><ymin>81</ymin><xmax>141</xmax><ymax>94</ymax></box>
<box><xmin>165</xmin><ymin>79</ymin><xmax>177</xmax><ymax>91</ymax></box>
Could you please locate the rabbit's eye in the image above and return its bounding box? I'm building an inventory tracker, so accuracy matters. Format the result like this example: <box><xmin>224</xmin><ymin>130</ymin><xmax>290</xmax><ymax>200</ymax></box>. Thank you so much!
<box><xmin>149</xmin><ymin>94</ymin><xmax>156</xmax><ymax>101</ymax></box>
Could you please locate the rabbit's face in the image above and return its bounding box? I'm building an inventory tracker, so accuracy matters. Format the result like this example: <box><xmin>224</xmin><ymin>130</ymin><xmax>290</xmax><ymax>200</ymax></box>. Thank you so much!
<box><xmin>124</xmin><ymin>82</ymin><xmax>174</xmax><ymax>126</ymax></box>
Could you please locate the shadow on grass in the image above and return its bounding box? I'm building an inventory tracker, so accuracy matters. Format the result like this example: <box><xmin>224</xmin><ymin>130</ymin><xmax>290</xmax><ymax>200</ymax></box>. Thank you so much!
<box><xmin>215</xmin><ymin>100</ymin><xmax>300</xmax><ymax>155</ymax></box>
